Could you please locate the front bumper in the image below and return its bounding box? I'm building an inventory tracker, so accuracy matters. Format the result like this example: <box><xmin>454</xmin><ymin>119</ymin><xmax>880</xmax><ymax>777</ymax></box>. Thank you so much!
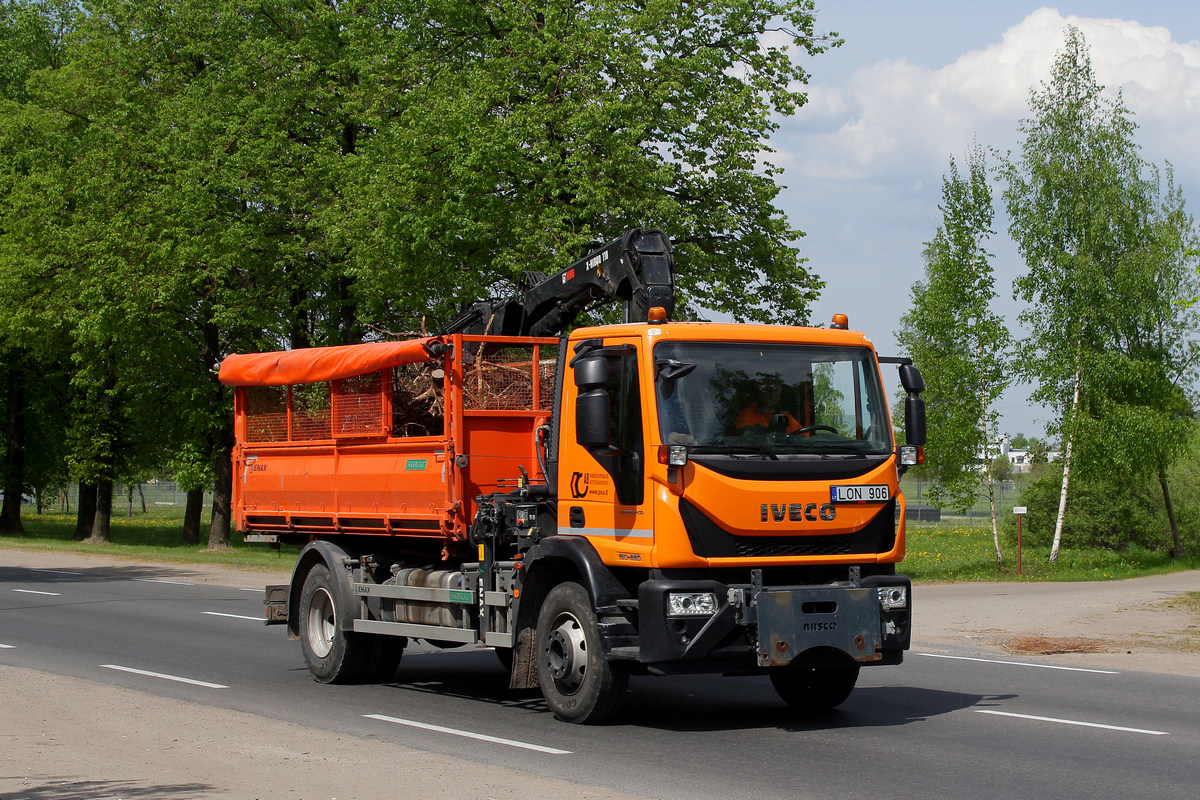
<box><xmin>635</xmin><ymin>571</ymin><xmax>911</xmax><ymax>670</ymax></box>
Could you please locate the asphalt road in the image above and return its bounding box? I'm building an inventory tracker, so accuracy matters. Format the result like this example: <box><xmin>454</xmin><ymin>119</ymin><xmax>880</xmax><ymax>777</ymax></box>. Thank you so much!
<box><xmin>2</xmin><ymin>559</ymin><xmax>1198</xmax><ymax>800</ymax></box>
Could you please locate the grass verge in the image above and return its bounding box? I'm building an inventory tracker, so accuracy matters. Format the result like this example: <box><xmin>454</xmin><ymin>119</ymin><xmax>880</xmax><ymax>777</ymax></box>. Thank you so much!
<box><xmin>906</xmin><ymin>521</ymin><xmax>1200</xmax><ymax>582</ymax></box>
<box><xmin>0</xmin><ymin>510</ymin><xmax>298</xmax><ymax>572</ymax></box>
<box><xmin>3</xmin><ymin>512</ymin><xmax>1199</xmax><ymax>583</ymax></box>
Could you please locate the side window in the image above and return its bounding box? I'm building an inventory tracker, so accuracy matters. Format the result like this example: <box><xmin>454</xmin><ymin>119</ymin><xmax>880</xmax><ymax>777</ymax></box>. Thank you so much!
<box><xmin>608</xmin><ymin>351</ymin><xmax>644</xmax><ymax>505</ymax></box>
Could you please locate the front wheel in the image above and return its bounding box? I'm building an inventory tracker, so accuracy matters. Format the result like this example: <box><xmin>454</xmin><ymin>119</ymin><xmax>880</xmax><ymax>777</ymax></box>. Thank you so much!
<box><xmin>769</xmin><ymin>664</ymin><xmax>860</xmax><ymax>712</ymax></box>
<box><xmin>298</xmin><ymin>564</ymin><xmax>366</xmax><ymax>683</ymax></box>
<box><xmin>535</xmin><ymin>583</ymin><xmax>628</xmax><ymax>723</ymax></box>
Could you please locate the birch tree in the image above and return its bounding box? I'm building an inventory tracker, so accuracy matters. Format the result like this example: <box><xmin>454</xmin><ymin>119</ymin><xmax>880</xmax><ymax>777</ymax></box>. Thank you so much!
<box><xmin>899</xmin><ymin>145</ymin><xmax>1011</xmax><ymax>568</ymax></box>
<box><xmin>1003</xmin><ymin>27</ymin><xmax>1199</xmax><ymax>561</ymax></box>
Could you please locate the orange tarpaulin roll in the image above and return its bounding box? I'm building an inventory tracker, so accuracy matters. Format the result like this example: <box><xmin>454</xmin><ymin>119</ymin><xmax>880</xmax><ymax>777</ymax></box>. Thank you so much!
<box><xmin>218</xmin><ymin>337</ymin><xmax>443</xmax><ymax>386</ymax></box>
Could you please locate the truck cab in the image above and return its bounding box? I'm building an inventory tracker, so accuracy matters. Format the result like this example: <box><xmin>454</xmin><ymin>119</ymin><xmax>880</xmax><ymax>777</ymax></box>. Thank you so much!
<box><xmin>549</xmin><ymin>320</ymin><xmax>914</xmax><ymax>684</ymax></box>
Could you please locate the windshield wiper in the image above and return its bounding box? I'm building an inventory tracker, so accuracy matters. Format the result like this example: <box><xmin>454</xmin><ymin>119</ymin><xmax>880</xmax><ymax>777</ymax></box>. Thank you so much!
<box><xmin>690</xmin><ymin>444</ymin><xmax>779</xmax><ymax>460</ymax></box>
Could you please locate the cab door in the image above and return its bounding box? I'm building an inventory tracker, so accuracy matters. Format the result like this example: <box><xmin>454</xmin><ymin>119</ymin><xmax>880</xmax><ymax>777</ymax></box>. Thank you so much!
<box><xmin>557</xmin><ymin>336</ymin><xmax>654</xmax><ymax>565</ymax></box>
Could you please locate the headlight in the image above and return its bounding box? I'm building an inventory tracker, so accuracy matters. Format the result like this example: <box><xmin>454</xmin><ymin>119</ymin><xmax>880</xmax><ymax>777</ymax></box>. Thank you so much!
<box><xmin>878</xmin><ymin>586</ymin><xmax>907</xmax><ymax>609</ymax></box>
<box><xmin>668</xmin><ymin>592</ymin><xmax>718</xmax><ymax>617</ymax></box>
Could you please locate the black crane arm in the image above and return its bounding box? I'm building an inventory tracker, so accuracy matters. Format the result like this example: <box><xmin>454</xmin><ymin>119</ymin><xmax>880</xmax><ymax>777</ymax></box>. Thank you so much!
<box><xmin>436</xmin><ymin>228</ymin><xmax>675</xmax><ymax>337</ymax></box>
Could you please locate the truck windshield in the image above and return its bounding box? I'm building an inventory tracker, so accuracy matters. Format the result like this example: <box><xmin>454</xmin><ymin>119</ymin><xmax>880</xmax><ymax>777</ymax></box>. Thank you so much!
<box><xmin>653</xmin><ymin>341</ymin><xmax>893</xmax><ymax>457</ymax></box>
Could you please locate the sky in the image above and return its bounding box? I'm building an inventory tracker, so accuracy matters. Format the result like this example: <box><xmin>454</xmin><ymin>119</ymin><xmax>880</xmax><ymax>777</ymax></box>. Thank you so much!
<box><xmin>768</xmin><ymin>2</ymin><xmax>1200</xmax><ymax>440</ymax></box>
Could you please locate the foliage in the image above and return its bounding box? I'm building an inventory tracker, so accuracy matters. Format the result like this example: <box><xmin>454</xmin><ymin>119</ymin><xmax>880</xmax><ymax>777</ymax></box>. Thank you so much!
<box><xmin>1002</xmin><ymin>451</ymin><xmax>1200</xmax><ymax>556</ymax></box>
<box><xmin>1001</xmin><ymin>27</ymin><xmax>1200</xmax><ymax>560</ymax></box>
<box><xmin>898</xmin><ymin>144</ymin><xmax>1010</xmax><ymax>568</ymax></box>
<box><xmin>0</xmin><ymin>0</ymin><xmax>837</xmax><ymax>541</ymax></box>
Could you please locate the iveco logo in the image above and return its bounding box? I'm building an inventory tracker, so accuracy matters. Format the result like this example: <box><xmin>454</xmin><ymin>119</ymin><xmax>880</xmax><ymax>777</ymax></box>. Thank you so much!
<box><xmin>761</xmin><ymin>503</ymin><xmax>837</xmax><ymax>522</ymax></box>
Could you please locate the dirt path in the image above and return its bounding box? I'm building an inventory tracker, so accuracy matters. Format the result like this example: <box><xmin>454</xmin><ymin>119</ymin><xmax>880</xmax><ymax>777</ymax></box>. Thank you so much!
<box><xmin>2</xmin><ymin>548</ymin><xmax>1198</xmax><ymax>799</ymax></box>
<box><xmin>914</xmin><ymin>572</ymin><xmax>1200</xmax><ymax>675</ymax></box>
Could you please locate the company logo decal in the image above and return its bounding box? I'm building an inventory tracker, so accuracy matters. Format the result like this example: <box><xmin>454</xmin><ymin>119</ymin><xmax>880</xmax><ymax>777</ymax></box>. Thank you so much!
<box><xmin>570</xmin><ymin>471</ymin><xmax>589</xmax><ymax>498</ymax></box>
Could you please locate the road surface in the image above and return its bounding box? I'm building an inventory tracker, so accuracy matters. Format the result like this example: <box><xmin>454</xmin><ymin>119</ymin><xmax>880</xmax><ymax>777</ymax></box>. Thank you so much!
<box><xmin>1</xmin><ymin>549</ymin><xmax>1197</xmax><ymax>799</ymax></box>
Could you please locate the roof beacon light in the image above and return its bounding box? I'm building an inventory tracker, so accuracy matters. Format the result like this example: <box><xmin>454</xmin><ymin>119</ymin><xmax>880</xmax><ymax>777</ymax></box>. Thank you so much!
<box><xmin>831</xmin><ymin>313</ymin><xmax>849</xmax><ymax>330</ymax></box>
<box><xmin>647</xmin><ymin>306</ymin><xmax>668</xmax><ymax>322</ymax></box>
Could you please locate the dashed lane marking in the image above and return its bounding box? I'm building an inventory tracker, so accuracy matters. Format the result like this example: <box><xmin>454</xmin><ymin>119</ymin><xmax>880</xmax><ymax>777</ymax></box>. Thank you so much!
<box><xmin>100</xmin><ymin>664</ymin><xmax>229</xmax><ymax>689</ymax></box>
<box><xmin>202</xmin><ymin>611</ymin><xmax>264</xmax><ymax>622</ymax></box>
<box><xmin>974</xmin><ymin>709</ymin><xmax>1169</xmax><ymax>736</ymax></box>
<box><xmin>918</xmin><ymin>652</ymin><xmax>1119</xmax><ymax>674</ymax></box>
<box><xmin>364</xmin><ymin>714</ymin><xmax>572</xmax><ymax>754</ymax></box>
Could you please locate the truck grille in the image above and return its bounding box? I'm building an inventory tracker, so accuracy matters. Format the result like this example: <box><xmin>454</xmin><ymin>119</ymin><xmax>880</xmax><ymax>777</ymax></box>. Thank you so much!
<box><xmin>679</xmin><ymin>499</ymin><xmax>896</xmax><ymax>559</ymax></box>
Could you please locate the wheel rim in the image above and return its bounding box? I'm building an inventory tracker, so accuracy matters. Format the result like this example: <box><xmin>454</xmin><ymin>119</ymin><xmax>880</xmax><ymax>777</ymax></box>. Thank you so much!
<box><xmin>544</xmin><ymin>612</ymin><xmax>588</xmax><ymax>695</ymax></box>
<box><xmin>306</xmin><ymin>587</ymin><xmax>336</xmax><ymax>659</ymax></box>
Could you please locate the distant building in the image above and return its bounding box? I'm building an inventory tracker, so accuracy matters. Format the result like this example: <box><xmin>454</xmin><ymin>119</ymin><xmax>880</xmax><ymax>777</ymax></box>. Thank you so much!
<box><xmin>977</xmin><ymin>436</ymin><xmax>1060</xmax><ymax>474</ymax></box>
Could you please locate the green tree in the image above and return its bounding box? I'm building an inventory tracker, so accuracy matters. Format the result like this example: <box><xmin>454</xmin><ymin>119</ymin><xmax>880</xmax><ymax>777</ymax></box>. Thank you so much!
<box><xmin>1003</xmin><ymin>27</ymin><xmax>1200</xmax><ymax>561</ymax></box>
<box><xmin>899</xmin><ymin>144</ymin><xmax>1011</xmax><ymax>568</ymax></box>
<box><xmin>0</xmin><ymin>0</ymin><xmax>79</xmax><ymax>534</ymax></box>
<box><xmin>1</xmin><ymin>0</ymin><xmax>839</xmax><ymax>548</ymax></box>
<box><xmin>338</xmin><ymin>0</ymin><xmax>834</xmax><ymax>328</ymax></box>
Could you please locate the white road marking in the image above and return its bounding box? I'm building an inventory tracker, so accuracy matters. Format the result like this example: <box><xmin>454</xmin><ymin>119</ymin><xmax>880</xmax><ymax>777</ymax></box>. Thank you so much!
<box><xmin>917</xmin><ymin>652</ymin><xmax>1119</xmax><ymax>674</ymax></box>
<box><xmin>364</xmin><ymin>714</ymin><xmax>572</xmax><ymax>755</ymax></box>
<box><xmin>31</xmin><ymin>568</ymin><xmax>83</xmax><ymax>575</ymax></box>
<box><xmin>100</xmin><ymin>664</ymin><xmax>229</xmax><ymax>689</ymax></box>
<box><xmin>0</xmin><ymin>643</ymin><xmax>14</xmax><ymax>649</ymax></box>
<box><xmin>13</xmin><ymin>589</ymin><xmax>62</xmax><ymax>596</ymax></box>
<box><xmin>236</xmin><ymin>587</ymin><xmax>263</xmax><ymax>593</ymax></box>
<box><xmin>133</xmin><ymin>578</ymin><xmax>195</xmax><ymax>586</ymax></box>
<box><xmin>974</xmin><ymin>709</ymin><xmax>1169</xmax><ymax>736</ymax></box>
<box><xmin>202</xmin><ymin>611</ymin><xmax>263</xmax><ymax>622</ymax></box>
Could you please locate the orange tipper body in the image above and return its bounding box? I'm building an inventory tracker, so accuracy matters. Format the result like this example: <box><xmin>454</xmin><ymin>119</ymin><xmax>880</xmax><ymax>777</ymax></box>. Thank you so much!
<box><xmin>222</xmin><ymin>313</ymin><xmax>921</xmax><ymax>724</ymax></box>
<box><xmin>221</xmin><ymin>334</ymin><xmax>557</xmax><ymax>555</ymax></box>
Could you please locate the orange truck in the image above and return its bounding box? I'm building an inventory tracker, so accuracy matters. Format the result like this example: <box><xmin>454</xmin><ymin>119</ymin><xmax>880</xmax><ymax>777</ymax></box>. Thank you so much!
<box><xmin>219</xmin><ymin>229</ymin><xmax>926</xmax><ymax>723</ymax></box>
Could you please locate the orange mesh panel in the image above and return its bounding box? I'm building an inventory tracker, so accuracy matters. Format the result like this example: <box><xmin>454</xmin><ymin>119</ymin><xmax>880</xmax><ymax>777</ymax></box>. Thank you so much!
<box><xmin>333</xmin><ymin>372</ymin><xmax>384</xmax><ymax>437</ymax></box>
<box><xmin>292</xmin><ymin>382</ymin><xmax>332</xmax><ymax>440</ymax></box>
<box><xmin>462</xmin><ymin>345</ymin><xmax>538</xmax><ymax>411</ymax></box>
<box><xmin>538</xmin><ymin>357</ymin><xmax>555</xmax><ymax>412</ymax></box>
<box><xmin>245</xmin><ymin>386</ymin><xmax>287</xmax><ymax>443</ymax></box>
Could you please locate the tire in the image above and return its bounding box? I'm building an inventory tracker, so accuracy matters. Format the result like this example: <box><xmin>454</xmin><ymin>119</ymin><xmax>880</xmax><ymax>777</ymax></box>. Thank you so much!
<box><xmin>298</xmin><ymin>564</ymin><xmax>366</xmax><ymax>684</ymax></box>
<box><xmin>535</xmin><ymin>582</ymin><xmax>628</xmax><ymax>723</ymax></box>
<box><xmin>363</xmin><ymin>635</ymin><xmax>406</xmax><ymax>682</ymax></box>
<box><xmin>769</xmin><ymin>663</ymin><xmax>860</xmax><ymax>712</ymax></box>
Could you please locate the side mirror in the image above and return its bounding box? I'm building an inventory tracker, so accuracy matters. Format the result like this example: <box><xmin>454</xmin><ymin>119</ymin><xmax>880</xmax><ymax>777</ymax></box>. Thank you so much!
<box><xmin>573</xmin><ymin>356</ymin><xmax>611</xmax><ymax>449</ymax></box>
<box><xmin>898</xmin><ymin>363</ymin><xmax>925</xmax><ymax>395</ymax></box>
<box><xmin>905</xmin><ymin>394</ymin><xmax>926</xmax><ymax>447</ymax></box>
<box><xmin>573</xmin><ymin>355</ymin><xmax>608</xmax><ymax>388</ymax></box>
<box><xmin>576</xmin><ymin>389</ymin><xmax>611</xmax><ymax>448</ymax></box>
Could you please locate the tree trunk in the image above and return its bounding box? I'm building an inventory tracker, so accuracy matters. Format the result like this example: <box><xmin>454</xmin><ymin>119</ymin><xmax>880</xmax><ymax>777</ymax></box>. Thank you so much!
<box><xmin>1049</xmin><ymin>363</ymin><xmax>1082</xmax><ymax>564</ymax></box>
<box><xmin>74</xmin><ymin>482</ymin><xmax>97</xmax><ymax>540</ymax></box>
<box><xmin>89</xmin><ymin>479</ymin><xmax>113</xmax><ymax>543</ymax></box>
<box><xmin>182</xmin><ymin>487</ymin><xmax>203</xmax><ymax>546</ymax></box>
<box><xmin>204</xmin><ymin>313</ymin><xmax>234</xmax><ymax>550</ymax></box>
<box><xmin>207</xmin><ymin>451</ymin><xmax>233</xmax><ymax>549</ymax></box>
<box><xmin>0</xmin><ymin>361</ymin><xmax>26</xmax><ymax>534</ymax></box>
<box><xmin>1160</xmin><ymin>468</ymin><xmax>1184</xmax><ymax>558</ymax></box>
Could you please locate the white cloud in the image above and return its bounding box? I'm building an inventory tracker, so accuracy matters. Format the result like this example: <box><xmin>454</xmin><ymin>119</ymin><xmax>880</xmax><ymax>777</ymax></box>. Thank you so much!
<box><xmin>781</xmin><ymin>7</ymin><xmax>1200</xmax><ymax>186</ymax></box>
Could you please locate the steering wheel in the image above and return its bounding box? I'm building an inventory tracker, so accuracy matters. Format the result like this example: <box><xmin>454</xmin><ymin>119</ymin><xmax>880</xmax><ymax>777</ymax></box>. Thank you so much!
<box><xmin>789</xmin><ymin>424</ymin><xmax>838</xmax><ymax>436</ymax></box>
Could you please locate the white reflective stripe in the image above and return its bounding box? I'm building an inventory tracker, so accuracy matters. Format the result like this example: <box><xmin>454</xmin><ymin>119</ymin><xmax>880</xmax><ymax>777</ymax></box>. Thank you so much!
<box><xmin>557</xmin><ymin>527</ymin><xmax>654</xmax><ymax>538</ymax></box>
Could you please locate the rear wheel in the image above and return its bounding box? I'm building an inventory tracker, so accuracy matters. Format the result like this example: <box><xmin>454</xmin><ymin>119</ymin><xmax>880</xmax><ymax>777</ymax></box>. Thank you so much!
<box><xmin>536</xmin><ymin>582</ymin><xmax>628</xmax><ymax>723</ymax></box>
<box><xmin>769</xmin><ymin>664</ymin><xmax>860</xmax><ymax>712</ymax></box>
<box><xmin>299</xmin><ymin>564</ymin><xmax>366</xmax><ymax>683</ymax></box>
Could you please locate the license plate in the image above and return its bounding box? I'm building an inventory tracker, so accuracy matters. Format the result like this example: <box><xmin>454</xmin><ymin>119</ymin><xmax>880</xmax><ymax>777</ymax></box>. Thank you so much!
<box><xmin>830</xmin><ymin>484</ymin><xmax>890</xmax><ymax>503</ymax></box>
